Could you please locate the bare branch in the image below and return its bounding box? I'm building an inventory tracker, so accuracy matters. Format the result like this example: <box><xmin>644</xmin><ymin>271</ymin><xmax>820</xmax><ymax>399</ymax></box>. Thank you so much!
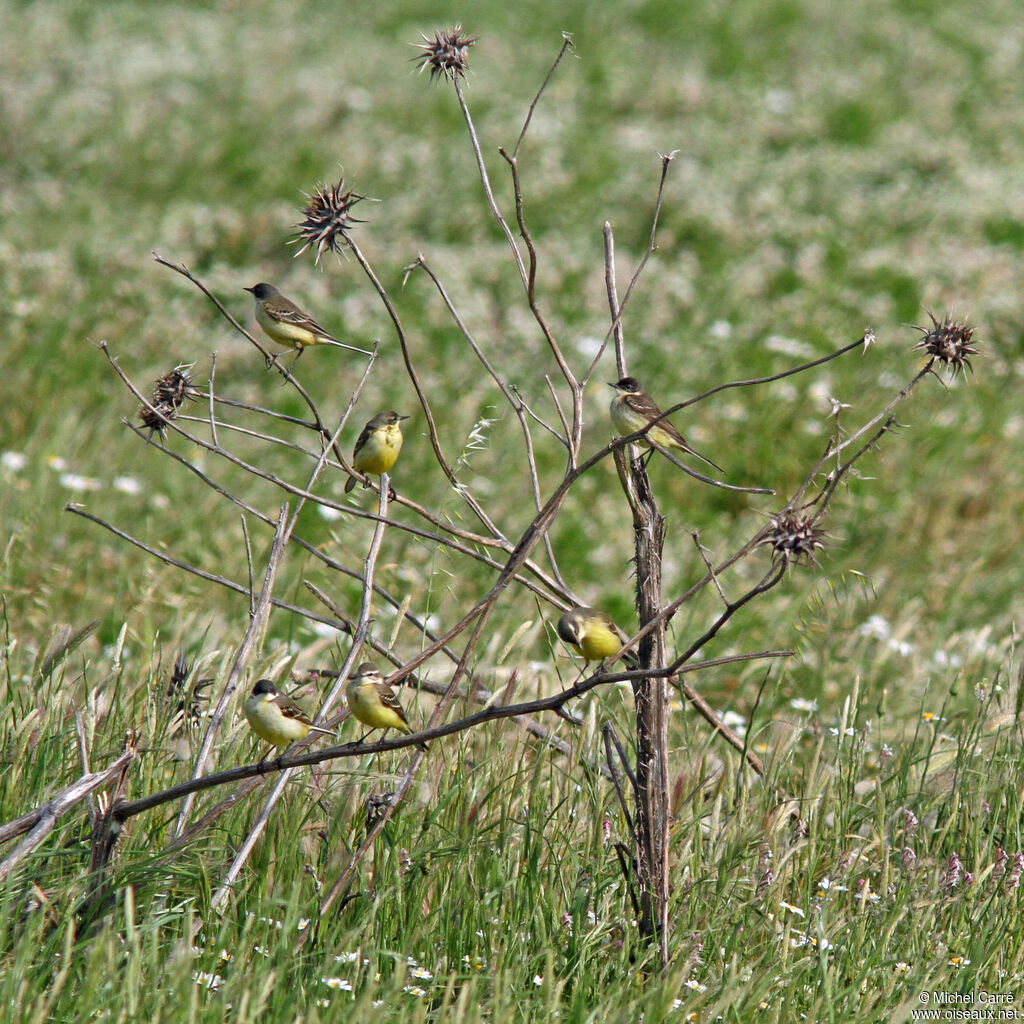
<box><xmin>173</xmin><ymin>505</ymin><xmax>290</xmax><ymax>836</ymax></box>
<box><xmin>0</xmin><ymin>739</ymin><xmax>137</xmax><ymax>881</ymax></box>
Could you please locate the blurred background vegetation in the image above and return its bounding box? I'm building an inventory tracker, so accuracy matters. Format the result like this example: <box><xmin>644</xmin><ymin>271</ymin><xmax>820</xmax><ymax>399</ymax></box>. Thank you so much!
<box><xmin>1</xmin><ymin>0</ymin><xmax>1022</xmax><ymax>1019</ymax></box>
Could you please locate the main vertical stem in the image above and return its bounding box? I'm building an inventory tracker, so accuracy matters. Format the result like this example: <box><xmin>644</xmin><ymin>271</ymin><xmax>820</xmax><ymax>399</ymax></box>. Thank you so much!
<box><xmin>616</xmin><ymin>450</ymin><xmax>670</xmax><ymax>967</ymax></box>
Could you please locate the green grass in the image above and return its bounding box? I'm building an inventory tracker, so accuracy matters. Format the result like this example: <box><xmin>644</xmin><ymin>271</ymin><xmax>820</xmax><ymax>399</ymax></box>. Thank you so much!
<box><xmin>3</xmin><ymin>0</ymin><xmax>1024</xmax><ymax>1020</ymax></box>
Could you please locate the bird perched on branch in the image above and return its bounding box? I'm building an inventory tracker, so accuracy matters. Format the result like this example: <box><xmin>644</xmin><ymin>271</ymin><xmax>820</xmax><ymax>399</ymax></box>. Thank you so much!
<box><xmin>608</xmin><ymin>376</ymin><xmax>722</xmax><ymax>473</ymax></box>
<box><xmin>244</xmin><ymin>282</ymin><xmax>371</xmax><ymax>361</ymax></box>
<box><xmin>243</xmin><ymin>679</ymin><xmax>335</xmax><ymax>751</ymax></box>
<box><xmin>556</xmin><ymin>606</ymin><xmax>638</xmax><ymax>669</ymax></box>
<box><xmin>345</xmin><ymin>411</ymin><xmax>409</xmax><ymax>493</ymax></box>
<box><xmin>345</xmin><ymin>662</ymin><xmax>428</xmax><ymax>750</ymax></box>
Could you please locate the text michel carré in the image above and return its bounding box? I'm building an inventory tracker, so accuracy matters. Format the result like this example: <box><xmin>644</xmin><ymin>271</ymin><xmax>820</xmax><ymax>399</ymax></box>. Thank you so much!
<box><xmin>930</xmin><ymin>992</ymin><xmax>1015</xmax><ymax>1005</ymax></box>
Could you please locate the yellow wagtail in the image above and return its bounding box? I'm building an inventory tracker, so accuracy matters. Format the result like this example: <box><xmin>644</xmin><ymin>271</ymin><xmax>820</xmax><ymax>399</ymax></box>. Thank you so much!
<box><xmin>345</xmin><ymin>411</ymin><xmax>408</xmax><ymax>493</ymax></box>
<box><xmin>346</xmin><ymin>662</ymin><xmax>427</xmax><ymax>750</ymax></box>
<box><xmin>244</xmin><ymin>282</ymin><xmax>371</xmax><ymax>361</ymax></box>
<box><xmin>556</xmin><ymin>606</ymin><xmax>638</xmax><ymax>669</ymax></box>
<box><xmin>243</xmin><ymin>679</ymin><xmax>335</xmax><ymax>751</ymax></box>
<box><xmin>609</xmin><ymin>376</ymin><xmax>722</xmax><ymax>473</ymax></box>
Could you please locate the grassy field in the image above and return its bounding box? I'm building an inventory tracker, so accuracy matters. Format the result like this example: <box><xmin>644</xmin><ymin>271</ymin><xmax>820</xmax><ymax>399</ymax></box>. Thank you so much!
<box><xmin>2</xmin><ymin>0</ymin><xmax>1024</xmax><ymax>1020</ymax></box>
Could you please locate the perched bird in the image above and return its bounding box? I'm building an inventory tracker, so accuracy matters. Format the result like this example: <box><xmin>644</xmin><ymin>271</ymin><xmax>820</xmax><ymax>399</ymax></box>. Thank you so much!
<box><xmin>345</xmin><ymin>662</ymin><xmax>428</xmax><ymax>750</ymax></box>
<box><xmin>608</xmin><ymin>377</ymin><xmax>722</xmax><ymax>473</ymax></box>
<box><xmin>244</xmin><ymin>283</ymin><xmax>371</xmax><ymax>360</ymax></box>
<box><xmin>345</xmin><ymin>411</ymin><xmax>409</xmax><ymax>493</ymax></box>
<box><xmin>243</xmin><ymin>679</ymin><xmax>335</xmax><ymax>751</ymax></box>
<box><xmin>556</xmin><ymin>606</ymin><xmax>637</xmax><ymax>669</ymax></box>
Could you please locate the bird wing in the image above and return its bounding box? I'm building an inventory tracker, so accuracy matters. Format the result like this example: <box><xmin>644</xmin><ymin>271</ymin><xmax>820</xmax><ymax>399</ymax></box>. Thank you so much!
<box><xmin>268</xmin><ymin>300</ymin><xmax>336</xmax><ymax>341</ymax></box>
<box><xmin>352</xmin><ymin>420</ymin><xmax>375</xmax><ymax>456</ymax></box>
<box><xmin>377</xmin><ymin>683</ymin><xmax>411</xmax><ymax>726</ymax></box>
<box><xmin>625</xmin><ymin>392</ymin><xmax>687</xmax><ymax>447</ymax></box>
<box><xmin>594</xmin><ymin>610</ymin><xmax>629</xmax><ymax>643</ymax></box>
<box><xmin>272</xmin><ymin>693</ymin><xmax>313</xmax><ymax>726</ymax></box>
<box><xmin>628</xmin><ymin>393</ymin><xmax>723</xmax><ymax>473</ymax></box>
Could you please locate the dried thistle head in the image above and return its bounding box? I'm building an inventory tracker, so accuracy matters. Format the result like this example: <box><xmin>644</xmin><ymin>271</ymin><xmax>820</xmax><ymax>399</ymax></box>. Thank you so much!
<box><xmin>413</xmin><ymin>25</ymin><xmax>476</xmax><ymax>83</ymax></box>
<box><xmin>761</xmin><ymin>509</ymin><xmax>828</xmax><ymax>565</ymax></box>
<box><xmin>139</xmin><ymin>403</ymin><xmax>170</xmax><ymax>434</ymax></box>
<box><xmin>292</xmin><ymin>178</ymin><xmax>368</xmax><ymax>263</ymax></box>
<box><xmin>139</xmin><ymin>363</ymin><xmax>195</xmax><ymax>435</ymax></box>
<box><xmin>913</xmin><ymin>312</ymin><xmax>978</xmax><ymax>377</ymax></box>
<box><xmin>153</xmin><ymin>365</ymin><xmax>195</xmax><ymax>409</ymax></box>
<box><xmin>165</xmin><ymin>651</ymin><xmax>213</xmax><ymax>727</ymax></box>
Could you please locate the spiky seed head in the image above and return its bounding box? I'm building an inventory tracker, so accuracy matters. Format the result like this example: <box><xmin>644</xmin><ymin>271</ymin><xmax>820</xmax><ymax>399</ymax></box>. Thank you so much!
<box><xmin>912</xmin><ymin>312</ymin><xmax>978</xmax><ymax>377</ymax></box>
<box><xmin>153</xmin><ymin>365</ymin><xmax>195</xmax><ymax>409</ymax></box>
<box><xmin>761</xmin><ymin>509</ymin><xmax>828</xmax><ymax>565</ymax></box>
<box><xmin>292</xmin><ymin>178</ymin><xmax>368</xmax><ymax>263</ymax></box>
<box><xmin>139</xmin><ymin>402</ymin><xmax>171</xmax><ymax>434</ymax></box>
<box><xmin>139</xmin><ymin>364</ymin><xmax>195</xmax><ymax>435</ymax></box>
<box><xmin>165</xmin><ymin>652</ymin><xmax>212</xmax><ymax>724</ymax></box>
<box><xmin>413</xmin><ymin>25</ymin><xmax>476</xmax><ymax>83</ymax></box>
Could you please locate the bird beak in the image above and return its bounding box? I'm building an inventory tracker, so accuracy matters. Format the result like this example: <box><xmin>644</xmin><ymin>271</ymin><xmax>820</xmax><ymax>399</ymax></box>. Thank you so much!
<box><xmin>398</xmin><ymin>415</ymin><xmax>410</xmax><ymax>421</ymax></box>
<box><xmin>607</xmin><ymin>382</ymin><xmax>619</xmax><ymax>390</ymax></box>
<box><xmin>244</xmin><ymin>286</ymin><xmax>255</xmax><ymax>294</ymax></box>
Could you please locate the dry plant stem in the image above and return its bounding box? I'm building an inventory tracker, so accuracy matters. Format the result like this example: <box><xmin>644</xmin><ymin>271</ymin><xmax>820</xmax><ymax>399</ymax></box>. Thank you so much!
<box><xmin>651</xmin><ymin>331</ymin><xmax>876</xmax><ymax>429</ymax></box>
<box><xmin>451</xmin><ymin>80</ymin><xmax>528</xmax><ymax>290</ymax></box>
<box><xmin>172</xmin><ymin>504</ymin><xmax>290</xmax><ymax>837</ymax></box>
<box><xmin>65</xmin><ymin>505</ymin><xmax>346</xmax><ymax>634</ymax></box>
<box><xmin>346</xmin><ymin>239</ymin><xmax>490</xmax><ymax>508</ymax></box>
<box><xmin>106</xmin><ymin>651</ymin><xmax>781</xmax><ymax>830</ymax></box>
<box><xmin>209</xmin><ymin>481</ymin><xmax>392</xmax><ymax>913</ymax></box>
<box><xmin>605</xmin><ymin>224</ymin><xmax>628</xmax><ymax>380</ymax></box>
<box><xmin>509</xmin><ymin>33</ymin><xmax>575</xmax><ymax>161</ymax></box>
<box><xmin>377</xmin><ymin>423</ymin><xmax>712</xmax><ymax>686</ymax></box>
<box><xmin>601</xmin><ymin>722</ymin><xmax>637</xmax><ymax>835</ymax></box>
<box><xmin>151</xmin><ymin>255</ymin><xmax>338</xmax><ymax>441</ymax></box>
<box><xmin>83</xmin><ymin>731</ymin><xmax>139</xmax><ymax>912</ymax></box>
<box><xmin>602</xmin><ymin>723</ymin><xmax>642</xmax><ymax>915</ymax></box>
<box><xmin>111</xmin><ymin>340</ymin><xmax>737</xmax><ymax>612</ymax></box>
<box><xmin>73</xmin><ymin>711</ymin><xmax>95</xmax><ymax>826</ymax></box>
<box><xmin>105</xmin><ymin>344</ymin><xmax>568</xmax><ymax>600</ymax></box>
<box><xmin>800</xmin><ymin>361</ymin><xmax>934</xmax><ymax>508</ymax></box>
<box><xmin>455</xmin><ymin>73</ymin><xmax>580</xmax><ymax>442</ymax></box>
<box><xmin>621</xmin><ymin>357</ymin><xmax>935</xmax><ymax>657</ymax></box>
<box><xmin>408</xmin><ymin>256</ymin><xmax>570</xmax><ymax>587</ymax></box>
<box><xmin>165</xmin><ymin>651</ymin><xmax>623</xmax><ymax>855</ymax></box>
<box><xmin>680</xmin><ymin>679</ymin><xmax>764</xmax><ymax>776</ymax></box>
<box><xmin>313</xmin><ymin>478</ymin><xmax>393</xmax><ymax>721</ymax></box>
<box><xmin>197</xmin><ymin>393</ymin><xmax>323</xmax><ymax>431</ymax></box>
<box><xmin>666</xmin><ymin>563</ymin><xmax>788</xmax><ymax>678</ymax></box>
<box><xmin>0</xmin><ymin>739</ymin><xmax>137</xmax><ymax>882</ymax></box>
<box><xmin>241</xmin><ymin>515</ymin><xmax>255</xmax><ymax>616</ymax></box>
<box><xmin>207</xmin><ymin>350</ymin><xmax>219</xmax><ymax>447</ymax></box>
<box><xmin>103</xmin><ymin>343</ymin><xmax>364</xmax><ymax>502</ymax></box>
<box><xmin>541</xmin><ymin>377</ymin><xmax>572</xmax><ymax>448</ymax></box>
<box><xmin>604</xmin><ymin>237</ymin><xmax>668</xmax><ymax>959</ymax></box>
<box><xmin>69</xmin><ymin>495</ymin><xmax>563</xmax><ymax>673</ymax></box>
<box><xmin>314</xmin><ymin>537</ymin><xmax>506</xmax><ymax>919</ymax></box>
<box><xmin>616</xmin><ymin>446</ymin><xmax>671</xmax><ymax>963</ymax></box>
<box><xmin>693</xmin><ymin>531</ymin><xmax>729</xmax><ymax>607</ymax></box>
<box><xmin>177</xmin><ymin>414</ymin><xmax>336</xmax><ymax>463</ymax></box>
<box><xmin>645</xmin><ymin>437</ymin><xmax>772</xmax><ymax>494</ymax></box>
<box><xmin>596</xmin><ymin>155</ymin><xmax>676</xmax><ymax>386</ymax></box>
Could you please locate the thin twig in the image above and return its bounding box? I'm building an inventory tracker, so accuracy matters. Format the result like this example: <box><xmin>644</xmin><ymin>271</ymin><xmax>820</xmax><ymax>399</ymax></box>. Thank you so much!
<box><xmin>172</xmin><ymin>505</ymin><xmax>290</xmax><ymax>836</ymax></box>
